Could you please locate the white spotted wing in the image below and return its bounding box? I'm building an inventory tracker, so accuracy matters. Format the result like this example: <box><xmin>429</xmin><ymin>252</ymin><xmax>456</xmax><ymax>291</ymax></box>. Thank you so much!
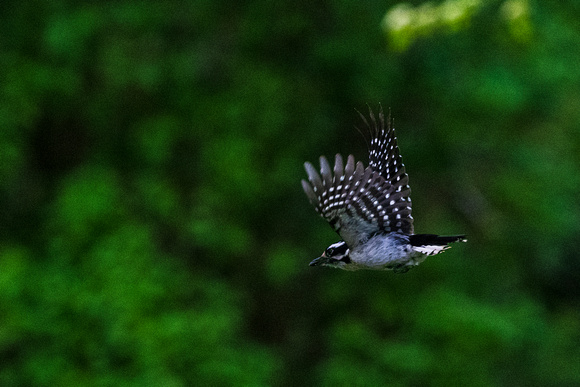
<box><xmin>302</xmin><ymin>108</ymin><xmax>414</xmax><ymax>247</ymax></box>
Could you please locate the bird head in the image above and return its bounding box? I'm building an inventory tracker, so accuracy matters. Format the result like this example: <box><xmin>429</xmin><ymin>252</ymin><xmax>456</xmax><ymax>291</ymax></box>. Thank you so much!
<box><xmin>309</xmin><ymin>241</ymin><xmax>351</xmax><ymax>268</ymax></box>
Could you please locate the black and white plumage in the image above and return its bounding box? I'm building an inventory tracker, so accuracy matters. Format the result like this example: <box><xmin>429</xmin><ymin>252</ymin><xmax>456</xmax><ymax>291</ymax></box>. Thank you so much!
<box><xmin>302</xmin><ymin>106</ymin><xmax>466</xmax><ymax>273</ymax></box>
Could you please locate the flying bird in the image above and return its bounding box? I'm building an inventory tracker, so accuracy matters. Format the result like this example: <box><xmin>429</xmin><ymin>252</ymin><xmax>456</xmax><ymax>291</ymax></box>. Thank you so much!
<box><xmin>301</xmin><ymin>106</ymin><xmax>466</xmax><ymax>273</ymax></box>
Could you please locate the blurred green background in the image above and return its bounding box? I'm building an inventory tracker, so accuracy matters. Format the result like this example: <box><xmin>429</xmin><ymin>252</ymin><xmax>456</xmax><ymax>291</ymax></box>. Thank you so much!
<box><xmin>1</xmin><ymin>0</ymin><xmax>580</xmax><ymax>385</ymax></box>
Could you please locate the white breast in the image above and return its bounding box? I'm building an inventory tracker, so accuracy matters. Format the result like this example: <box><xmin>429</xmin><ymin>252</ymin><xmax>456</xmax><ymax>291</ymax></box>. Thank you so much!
<box><xmin>349</xmin><ymin>233</ymin><xmax>426</xmax><ymax>270</ymax></box>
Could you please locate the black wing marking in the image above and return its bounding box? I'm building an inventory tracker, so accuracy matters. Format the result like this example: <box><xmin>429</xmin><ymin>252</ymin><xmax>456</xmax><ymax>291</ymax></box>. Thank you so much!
<box><xmin>302</xmin><ymin>154</ymin><xmax>414</xmax><ymax>247</ymax></box>
<box><xmin>358</xmin><ymin>106</ymin><xmax>412</xmax><ymax>202</ymax></box>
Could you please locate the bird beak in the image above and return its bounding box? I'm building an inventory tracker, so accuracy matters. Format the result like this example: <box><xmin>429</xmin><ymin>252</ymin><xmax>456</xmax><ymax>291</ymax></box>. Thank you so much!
<box><xmin>309</xmin><ymin>251</ymin><xmax>326</xmax><ymax>266</ymax></box>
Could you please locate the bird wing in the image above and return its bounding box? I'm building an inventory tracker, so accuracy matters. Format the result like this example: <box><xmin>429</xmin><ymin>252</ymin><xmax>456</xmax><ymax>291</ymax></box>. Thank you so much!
<box><xmin>302</xmin><ymin>154</ymin><xmax>414</xmax><ymax>248</ymax></box>
<box><xmin>359</xmin><ymin>106</ymin><xmax>412</xmax><ymax>207</ymax></box>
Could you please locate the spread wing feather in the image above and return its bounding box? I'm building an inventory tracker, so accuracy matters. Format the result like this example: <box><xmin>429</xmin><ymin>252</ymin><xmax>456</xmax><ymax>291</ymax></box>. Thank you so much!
<box><xmin>302</xmin><ymin>107</ymin><xmax>414</xmax><ymax>246</ymax></box>
<box><xmin>302</xmin><ymin>155</ymin><xmax>413</xmax><ymax>247</ymax></box>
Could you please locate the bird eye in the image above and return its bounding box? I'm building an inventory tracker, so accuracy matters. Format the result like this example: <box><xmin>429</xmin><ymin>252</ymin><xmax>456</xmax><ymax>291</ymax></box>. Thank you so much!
<box><xmin>326</xmin><ymin>247</ymin><xmax>335</xmax><ymax>256</ymax></box>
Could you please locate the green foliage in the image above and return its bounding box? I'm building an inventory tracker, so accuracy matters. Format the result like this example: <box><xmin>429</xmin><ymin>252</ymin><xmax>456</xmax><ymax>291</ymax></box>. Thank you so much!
<box><xmin>383</xmin><ymin>0</ymin><xmax>533</xmax><ymax>51</ymax></box>
<box><xmin>1</xmin><ymin>0</ymin><xmax>580</xmax><ymax>385</ymax></box>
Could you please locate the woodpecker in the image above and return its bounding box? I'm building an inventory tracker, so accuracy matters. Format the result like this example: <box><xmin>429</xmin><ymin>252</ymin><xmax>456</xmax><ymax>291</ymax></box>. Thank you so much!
<box><xmin>301</xmin><ymin>107</ymin><xmax>466</xmax><ymax>273</ymax></box>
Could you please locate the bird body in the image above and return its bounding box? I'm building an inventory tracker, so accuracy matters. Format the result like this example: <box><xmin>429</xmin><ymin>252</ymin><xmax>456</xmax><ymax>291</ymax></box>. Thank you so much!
<box><xmin>349</xmin><ymin>233</ymin><xmax>424</xmax><ymax>271</ymax></box>
<box><xmin>302</xmin><ymin>107</ymin><xmax>465</xmax><ymax>273</ymax></box>
<box><xmin>315</xmin><ymin>233</ymin><xmax>425</xmax><ymax>272</ymax></box>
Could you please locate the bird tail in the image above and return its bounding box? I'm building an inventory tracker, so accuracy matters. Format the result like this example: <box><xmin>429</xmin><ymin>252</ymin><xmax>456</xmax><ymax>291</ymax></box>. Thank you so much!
<box><xmin>409</xmin><ymin>234</ymin><xmax>467</xmax><ymax>256</ymax></box>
